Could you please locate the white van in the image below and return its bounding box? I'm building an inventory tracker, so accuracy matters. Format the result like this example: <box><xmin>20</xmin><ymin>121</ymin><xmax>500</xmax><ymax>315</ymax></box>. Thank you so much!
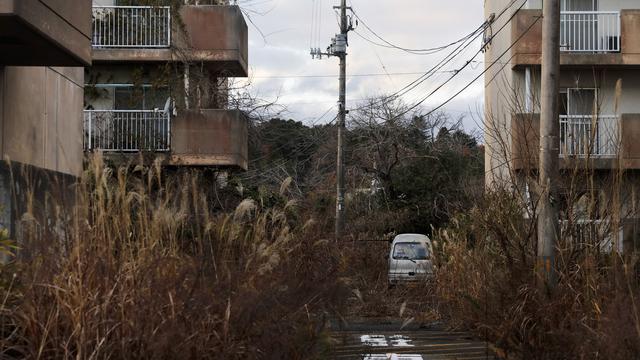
<box><xmin>388</xmin><ymin>234</ymin><xmax>434</xmax><ymax>286</ymax></box>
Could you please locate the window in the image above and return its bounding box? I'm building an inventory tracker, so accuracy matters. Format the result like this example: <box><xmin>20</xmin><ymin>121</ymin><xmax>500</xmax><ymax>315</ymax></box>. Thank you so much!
<box><xmin>561</xmin><ymin>0</ymin><xmax>597</xmax><ymax>11</ymax></box>
<box><xmin>392</xmin><ymin>243</ymin><xmax>429</xmax><ymax>261</ymax></box>
<box><xmin>560</xmin><ymin>88</ymin><xmax>598</xmax><ymax>116</ymax></box>
<box><xmin>113</xmin><ymin>86</ymin><xmax>169</xmax><ymax>111</ymax></box>
<box><xmin>568</xmin><ymin>88</ymin><xmax>597</xmax><ymax>116</ymax></box>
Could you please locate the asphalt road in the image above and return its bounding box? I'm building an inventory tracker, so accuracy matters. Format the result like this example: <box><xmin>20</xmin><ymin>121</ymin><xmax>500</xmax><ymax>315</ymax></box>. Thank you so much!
<box><xmin>330</xmin><ymin>319</ymin><xmax>496</xmax><ymax>360</ymax></box>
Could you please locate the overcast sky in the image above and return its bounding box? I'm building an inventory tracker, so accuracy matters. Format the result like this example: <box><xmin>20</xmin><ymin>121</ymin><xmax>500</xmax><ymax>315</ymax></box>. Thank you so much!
<box><xmin>235</xmin><ymin>0</ymin><xmax>486</xmax><ymax>133</ymax></box>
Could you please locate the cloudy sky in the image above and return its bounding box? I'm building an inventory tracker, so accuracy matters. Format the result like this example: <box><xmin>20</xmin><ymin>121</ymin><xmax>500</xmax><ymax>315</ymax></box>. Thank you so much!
<box><xmin>235</xmin><ymin>0</ymin><xmax>486</xmax><ymax>133</ymax></box>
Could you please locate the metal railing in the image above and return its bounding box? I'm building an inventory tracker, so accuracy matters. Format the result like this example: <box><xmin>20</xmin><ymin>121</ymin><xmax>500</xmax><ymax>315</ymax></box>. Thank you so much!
<box><xmin>559</xmin><ymin>115</ymin><xmax>619</xmax><ymax>157</ymax></box>
<box><xmin>91</xmin><ymin>6</ymin><xmax>171</xmax><ymax>48</ymax></box>
<box><xmin>560</xmin><ymin>11</ymin><xmax>620</xmax><ymax>53</ymax></box>
<box><xmin>561</xmin><ymin>219</ymin><xmax>623</xmax><ymax>253</ymax></box>
<box><xmin>84</xmin><ymin>110</ymin><xmax>171</xmax><ymax>152</ymax></box>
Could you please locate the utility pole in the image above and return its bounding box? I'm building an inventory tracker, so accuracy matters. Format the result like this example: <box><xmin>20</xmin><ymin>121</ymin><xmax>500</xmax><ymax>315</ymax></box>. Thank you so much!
<box><xmin>311</xmin><ymin>0</ymin><xmax>353</xmax><ymax>239</ymax></box>
<box><xmin>538</xmin><ymin>0</ymin><xmax>561</xmax><ymax>289</ymax></box>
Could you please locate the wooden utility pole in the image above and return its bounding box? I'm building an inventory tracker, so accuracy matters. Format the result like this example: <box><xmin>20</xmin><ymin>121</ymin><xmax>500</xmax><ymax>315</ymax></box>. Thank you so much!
<box><xmin>538</xmin><ymin>0</ymin><xmax>561</xmax><ymax>288</ymax></box>
<box><xmin>310</xmin><ymin>0</ymin><xmax>352</xmax><ymax>239</ymax></box>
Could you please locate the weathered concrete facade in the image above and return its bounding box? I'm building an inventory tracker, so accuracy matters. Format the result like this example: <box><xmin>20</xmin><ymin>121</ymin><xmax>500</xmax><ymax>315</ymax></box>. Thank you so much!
<box><xmin>91</xmin><ymin>5</ymin><xmax>248</xmax><ymax>76</ymax></box>
<box><xmin>171</xmin><ymin>110</ymin><xmax>248</xmax><ymax>169</ymax></box>
<box><xmin>484</xmin><ymin>0</ymin><xmax>640</xmax><ymax>252</ymax></box>
<box><xmin>511</xmin><ymin>9</ymin><xmax>640</xmax><ymax>67</ymax></box>
<box><xmin>0</xmin><ymin>67</ymin><xmax>84</xmax><ymax>176</ymax></box>
<box><xmin>84</xmin><ymin>1</ymin><xmax>249</xmax><ymax>170</ymax></box>
<box><xmin>0</xmin><ymin>0</ymin><xmax>91</xmax><ymax>244</ymax></box>
<box><xmin>0</xmin><ymin>0</ymin><xmax>92</xmax><ymax>66</ymax></box>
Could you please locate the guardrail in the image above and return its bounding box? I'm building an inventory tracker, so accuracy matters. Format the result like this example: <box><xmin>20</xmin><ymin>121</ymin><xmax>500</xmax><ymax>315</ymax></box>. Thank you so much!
<box><xmin>560</xmin><ymin>11</ymin><xmax>620</xmax><ymax>53</ymax></box>
<box><xmin>84</xmin><ymin>110</ymin><xmax>171</xmax><ymax>152</ymax></box>
<box><xmin>91</xmin><ymin>6</ymin><xmax>171</xmax><ymax>48</ymax></box>
<box><xmin>559</xmin><ymin>115</ymin><xmax>618</xmax><ymax>157</ymax></box>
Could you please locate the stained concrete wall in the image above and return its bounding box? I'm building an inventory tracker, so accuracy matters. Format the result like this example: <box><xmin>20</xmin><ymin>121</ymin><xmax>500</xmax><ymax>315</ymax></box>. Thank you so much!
<box><xmin>511</xmin><ymin>9</ymin><xmax>640</xmax><ymax>66</ymax></box>
<box><xmin>170</xmin><ymin>109</ymin><xmax>248</xmax><ymax>169</ymax></box>
<box><xmin>0</xmin><ymin>67</ymin><xmax>84</xmax><ymax>177</ymax></box>
<box><xmin>91</xmin><ymin>5</ymin><xmax>249</xmax><ymax>76</ymax></box>
<box><xmin>485</xmin><ymin>0</ymin><xmax>522</xmax><ymax>186</ymax></box>
<box><xmin>0</xmin><ymin>0</ymin><xmax>91</xmax><ymax>66</ymax></box>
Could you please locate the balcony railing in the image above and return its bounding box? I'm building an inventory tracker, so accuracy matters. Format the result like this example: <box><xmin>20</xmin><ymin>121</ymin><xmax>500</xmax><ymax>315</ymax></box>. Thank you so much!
<box><xmin>560</xmin><ymin>11</ymin><xmax>620</xmax><ymax>53</ymax></box>
<box><xmin>91</xmin><ymin>6</ymin><xmax>171</xmax><ymax>48</ymax></box>
<box><xmin>560</xmin><ymin>115</ymin><xmax>619</xmax><ymax>157</ymax></box>
<box><xmin>84</xmin><ymin>110</ymin><xmax>171</xmax><ymax>152</ymax></box>
<box><xmin>561</xmin><ymin>219</ymin><xmax>623</xmax><ymax>253</ymax></box>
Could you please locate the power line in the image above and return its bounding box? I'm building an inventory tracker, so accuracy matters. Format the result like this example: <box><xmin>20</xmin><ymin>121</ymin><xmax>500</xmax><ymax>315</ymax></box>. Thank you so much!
<box><xmin>382</xmin><ymin>0</ymin><xmax>532</xmax><ymax>120</ymax></box>
<box><xmin>348</xmin><ymin>0</ymin><xmax>519</xmax><ymax>55</ymax></box>
<box><xmin>419</xmin><ymin>4</ymin><xmax>542</xmax><ymax>119</ymax></box>
<box><xmin>341</xmin><ymin>0</ymin><xmax>522</xmax><ymax>114</ymax></box>
<box><xmin>350</xmin><ymin>12</ymin><xmax>478</xmax><ymax>55</ymax></box>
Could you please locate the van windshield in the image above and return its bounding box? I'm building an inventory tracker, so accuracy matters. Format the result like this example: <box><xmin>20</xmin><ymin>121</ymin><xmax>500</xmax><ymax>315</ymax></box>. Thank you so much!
<box><xmin>393</xmin><ymin>242</ymin><xmax>429</xmax><ymax>260</ymax></box>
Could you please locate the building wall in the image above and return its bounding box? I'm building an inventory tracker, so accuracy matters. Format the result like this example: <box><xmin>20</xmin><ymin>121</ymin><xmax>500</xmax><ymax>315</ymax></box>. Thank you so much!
<box><xmin>0</xmin><ymin>67</ymin><xmax>84</xmax><ymax>177</ymax></box>
<box><xmin>0</xmin><ymin>0</ymin><xmax>91</xmax><ymax>66</ymax></box>
<box><xmin>484</xmin><ymin>0</ymin><xmax>522</xmax><ymax>186</ymax></box>
<box><xmin>513</xmin><ymin>68</ymin><xmax>640</xmax><ymax>115</ymax></box>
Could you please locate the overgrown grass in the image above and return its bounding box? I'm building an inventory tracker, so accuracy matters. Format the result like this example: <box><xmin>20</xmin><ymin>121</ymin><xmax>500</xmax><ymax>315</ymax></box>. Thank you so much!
<box><xmin>433</xmin><ymin>189</ymin><xmax>640</xmax><ymax>359</ymax></box>
<box><xmin>0</xmin><ymin>155</ymin><xmax>347</xmax><ymax>359</ymax></box>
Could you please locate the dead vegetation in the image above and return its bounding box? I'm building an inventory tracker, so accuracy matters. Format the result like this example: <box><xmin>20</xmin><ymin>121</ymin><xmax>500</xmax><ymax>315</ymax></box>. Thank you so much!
<box><xmin>0</xmin><ymin>155</ymin><xmax>347</xmax><ymax>359</ymax></box>
<box><xmin>433</xmin><ymin>185</ymin><xmax>640</xmax><ymax>359</ymax></box>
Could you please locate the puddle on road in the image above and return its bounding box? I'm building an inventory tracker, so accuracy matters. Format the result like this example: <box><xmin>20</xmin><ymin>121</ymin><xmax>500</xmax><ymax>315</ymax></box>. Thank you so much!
<box><xmin>362</xmin><ymin>355</ymin><xmax>423</xmax><ymax>360</ymax></box>
<box><xmin>360</xmin><ymin>334</ymin><xmax>414</xmax><ymax>347</ymax></box>
<box><xmin>360</xmin><ymin>334</ymin><xmax>422</xmax><ymax>360</ymax></box>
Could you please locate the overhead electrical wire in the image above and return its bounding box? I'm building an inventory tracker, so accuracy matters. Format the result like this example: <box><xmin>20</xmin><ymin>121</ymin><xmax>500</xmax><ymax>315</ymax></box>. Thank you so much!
<box><xmin>342</xmin><ymin>0</ymin><xmax>526</xmax><ymax>118</ymax></box>
<box><xmin>388</xmin><ymin>0</ymin><xmax>538</xmax><ymax>120</ymax></box>
<box><xmin>348</xmin><ymin>0</ymin><xmax>519</xmax><ymax>55</ymax></box>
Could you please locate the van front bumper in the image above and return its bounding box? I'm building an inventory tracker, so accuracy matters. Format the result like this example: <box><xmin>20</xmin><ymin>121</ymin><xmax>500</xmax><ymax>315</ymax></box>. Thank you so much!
<box><xmin>388</xmin><ymin>272</ymin><xmax>433</xmax><ymax>285</ymax></box>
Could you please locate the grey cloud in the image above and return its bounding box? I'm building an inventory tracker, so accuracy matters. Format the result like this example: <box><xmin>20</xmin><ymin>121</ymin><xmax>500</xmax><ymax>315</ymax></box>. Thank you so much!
<box><xmin>237</xmin><ymin>0</ymin><xmax>485</xmax><ymax>131</ymax></box>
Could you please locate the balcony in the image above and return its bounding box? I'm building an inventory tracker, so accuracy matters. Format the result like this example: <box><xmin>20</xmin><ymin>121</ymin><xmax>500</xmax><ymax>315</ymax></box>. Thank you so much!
<box><xmin>511</xmin><ymin>9</ymin><xmax>640</xmax><ymax>67</ymax></box>
<box><xmin>170</xmin><ymin>110</ymin><xmax>248</xmax><ymax>170</ymax></box>
<box><xmin>559</xmin><ymin>115</ymin><xmax>618</xmax><ymax>157</ymax></box>
<box><xmin>84</xmin><ymin>110</ymin><xmax>171</xmax><ymax>152</ymax></box>
<box><xmin>83</xmin><ymin>109</ymin><xmax>248</xmax><ymax>169</ymax></box>
<box><xmin>509</xmin><ymin>113</ymin><xmax>640</xmax><ymax>170</ymax></box>
<box><xmin>560</xmin><ymin>219</ymin><xmax>623</xmax><ymax>254</ymax></box>
<box><xmin>90</xmin><ymin>5</ymin><xmax>248</xmax><ymax>76</ymax></box>
<box><xmin>0</xmin><ymin>0</ymin><xmax>92</xmax><ymax>66</ymax></box>
<box><xmin>91</xmin><ymin>6</ymin><xmax>171</xmax><ymax>49</ymax></box>
<box><xmin>560</xmin><ymin>11</ymin><xmax>620</xmax><ymax>53</ymax></box>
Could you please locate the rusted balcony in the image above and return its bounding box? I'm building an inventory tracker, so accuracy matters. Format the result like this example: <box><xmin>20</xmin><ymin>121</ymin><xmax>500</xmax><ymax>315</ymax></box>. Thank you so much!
<box><xmin>511</xmin><ymin>9</ymin><xmax>640</xmax><ymax>67</ymax></box>
<box><xmin>0</xmin><ymin>0</ymin><xmax>92</xmax><ymax>66</ymax></box>
<box><xmin>511</xmin><ymin>113</ymin><xmax>640</xmax><ymax>170</ymax></box>
<box><xmin>83</xmin><ymin>108</ymin><xmax>248</xmax><ymax>170</ymax></box>
<box><xmin>170</xmin><ymin>109</ymin><xmax>248</xmax><ymax>170</ymax></box>
<box><xmin>91</xmin><ymin>5</ymin><xmax>248</xmax><ymax>76</ymax></box>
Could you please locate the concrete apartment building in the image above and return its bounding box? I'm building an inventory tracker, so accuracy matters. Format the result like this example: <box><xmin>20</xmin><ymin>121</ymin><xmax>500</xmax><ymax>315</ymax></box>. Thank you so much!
<box><xmin>0</xmin><ymin>0</ymin><xmax>248</xmax><ymax>245</ymax></box>
<box><xmin>0</xmin><ymin>0</ymin><xmax>92</xmax><ymax>238</ymax></box>
<box><xmin>484</xmin><ymin>0</ymin><xmax>640</xmax><ymax>252</ymax></box>
<box><xmin>84</xmin><ymin>0</ymin><xmax>249</xmax><ymax>169</ymax></box>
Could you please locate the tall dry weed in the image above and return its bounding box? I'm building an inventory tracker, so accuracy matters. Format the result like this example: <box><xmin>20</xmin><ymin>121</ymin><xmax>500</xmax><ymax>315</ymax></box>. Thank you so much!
<box><xmin>0</xmin><ymin>155</ymin><xmax>346</xmax><ymax>359</ymax></box>
<box><xmin>434</xmin><ymin>189</ymin><xmax>640</xmax><ymax>359</ymax></box>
